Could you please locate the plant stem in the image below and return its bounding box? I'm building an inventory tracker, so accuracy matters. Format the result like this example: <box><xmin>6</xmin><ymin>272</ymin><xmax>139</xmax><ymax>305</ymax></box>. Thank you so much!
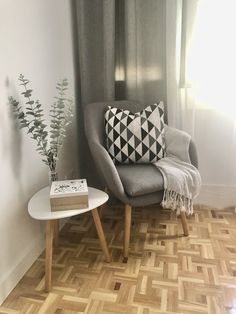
<box><xmin>22</xmin><ymin>82</ymin><xmax>49</xmax><ymax>158</ymax></box>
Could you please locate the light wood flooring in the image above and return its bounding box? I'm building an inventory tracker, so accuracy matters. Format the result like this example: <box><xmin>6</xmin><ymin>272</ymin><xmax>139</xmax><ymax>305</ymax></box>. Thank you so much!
<box><xmin>1</xmin><ymin>204</ymin><xmax>236</xmax><ymax>314</ymax></box>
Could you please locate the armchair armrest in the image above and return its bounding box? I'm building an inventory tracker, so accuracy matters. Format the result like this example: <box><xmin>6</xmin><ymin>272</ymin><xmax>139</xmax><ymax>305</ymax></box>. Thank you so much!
<box><xmin>165</xmin><ymin>125</ymin><xmax>199</xmax><ymax>168</ymax></box>
<box><xmin>189</xmin><ymin>139</ymin><xmax>198</xmax><ymax>168</ymax></box>
<box><xmin>88</xmin><ymin>141</ymin><xmax>129</xmax><ymax>203</ymax></box>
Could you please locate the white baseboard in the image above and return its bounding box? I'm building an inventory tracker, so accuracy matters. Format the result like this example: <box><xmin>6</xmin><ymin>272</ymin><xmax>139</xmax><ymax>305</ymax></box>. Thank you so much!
<box><xmin>0</xmin><ymin>218</ymin><xmax>68</xmax><ymax>305</ymax></box>
<box><xmin>0</xmin><ymin>233</ymin><xmax>44</xmax><ymax>305</ymax></box>
<box><xmin>195</xmin><ymin>184</ymin><xmax>236</xmax><ymax>209</ymax></box>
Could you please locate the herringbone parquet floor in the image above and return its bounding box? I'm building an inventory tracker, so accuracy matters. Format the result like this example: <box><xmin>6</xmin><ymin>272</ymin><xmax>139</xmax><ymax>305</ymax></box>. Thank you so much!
<box><xmin>1</xmin><ymin>204</ymin><xmax>236</xmax><ymax>314</ymax></box>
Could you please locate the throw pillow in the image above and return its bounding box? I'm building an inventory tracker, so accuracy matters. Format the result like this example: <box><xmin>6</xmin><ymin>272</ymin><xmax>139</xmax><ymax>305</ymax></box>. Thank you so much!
<box><xmin>104</xmin><ymin>102</ymin><xmax>166</xmax><ymax>163</ymax></box>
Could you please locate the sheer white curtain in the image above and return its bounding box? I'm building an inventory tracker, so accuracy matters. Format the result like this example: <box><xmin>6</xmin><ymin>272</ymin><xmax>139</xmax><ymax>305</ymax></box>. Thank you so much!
<box><xmin>166</xmin><ymin>0</ymin><xmax>236</xmax><ymax>206</ymax></box>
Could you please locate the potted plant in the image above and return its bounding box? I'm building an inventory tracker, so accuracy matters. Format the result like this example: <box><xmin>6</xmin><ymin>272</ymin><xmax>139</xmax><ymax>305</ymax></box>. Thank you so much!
<box><xmin>9</xmin><ymin>74</ymin><xmax>74</xmax><ymax>182</ymax></box>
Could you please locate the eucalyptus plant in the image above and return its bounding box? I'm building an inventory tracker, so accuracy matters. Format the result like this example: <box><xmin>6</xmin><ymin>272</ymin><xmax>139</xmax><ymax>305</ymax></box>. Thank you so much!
<box><xmin>9</xmin><ymin>74</ymin><xmax>74</xmax><ymax>173</ymax></box>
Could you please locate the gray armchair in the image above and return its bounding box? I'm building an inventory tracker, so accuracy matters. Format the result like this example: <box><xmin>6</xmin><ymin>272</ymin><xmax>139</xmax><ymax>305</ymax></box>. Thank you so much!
<box><xmin>84</xmin><ymin>101</ymin><xmax>198</xmax><ymax>257</ymax></box>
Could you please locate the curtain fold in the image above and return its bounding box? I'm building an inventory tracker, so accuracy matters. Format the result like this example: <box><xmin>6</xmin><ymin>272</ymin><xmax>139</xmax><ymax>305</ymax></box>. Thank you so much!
<box><xmin>123</xmin><ymin>0</ymin><xmax>166</xmax><ymax>104</ymax></box>
<box><xmin>166</xmin><ymin>0</ymin><xmax>198</xmax><ymax>134</ymax></box>
<box><xmin>165</xmin><ymin>0</ymin><xmax>182</xmax><ymax>128</ymax></box>
<box><xmin>76</xmin><ymin>0</ymin><xmax>115</xmax><ymax>105</ymax></box>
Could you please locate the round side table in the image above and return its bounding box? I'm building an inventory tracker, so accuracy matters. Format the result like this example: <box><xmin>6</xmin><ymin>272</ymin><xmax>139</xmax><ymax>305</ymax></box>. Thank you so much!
<box><xmin>28</xmin><ymin>186</ymin><xmax>111</xmax><ymax>292</ymax></box>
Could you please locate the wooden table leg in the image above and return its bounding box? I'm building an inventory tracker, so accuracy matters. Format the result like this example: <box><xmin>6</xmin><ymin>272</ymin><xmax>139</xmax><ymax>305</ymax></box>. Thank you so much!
<box><xmin>92</xmin><ymin>207</ymin><xmax>111</xmax><ymax>262</ymax></box>
<box><xmin>45</xmin><ymin>220</ymin><xmax>54</xmax><ymax>292</ymax></box>
<box><xmin>53</xmin><ymin>220</ymin><xmax>59</xmax><ymax>247</ymax></box>
<box><xmin>98</xmin><ymin>188</ymin><xmax>109</xmax><ymax>219</ymax></box>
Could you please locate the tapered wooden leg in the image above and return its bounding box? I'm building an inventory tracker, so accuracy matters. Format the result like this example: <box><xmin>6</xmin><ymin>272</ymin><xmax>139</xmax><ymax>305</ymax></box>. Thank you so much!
<box><xmin>45</xmin><ymin>220</ymin><xmax>54</xmax><ymax>292</ymax></box>
<box><xmin>53</xmin><ymin>220</ymin><xmax>59</xmax><ymax>247</ymax></box>
<box><xmin>98</xmin><ymin>205</ymin><xmax>105</xmax><ymax>219</ymax></box>
<box><xmin>124</xmin><ymin>204</ymin><xmax>132</xmax><ymax>258</ymax></box>
<box><xmin>98</xmin><ymin>188</ymin><xmax>109</xmax><ymax>219</ymax></box>
<box><xmin>92</xmin><ymin>207</ymin><xmax>111</xmax><ymax>262</ymax></box>
<box><xmin>180</xmin><ymin>211</ymin><xmax>189</xmax><ymax>236</ymax></box>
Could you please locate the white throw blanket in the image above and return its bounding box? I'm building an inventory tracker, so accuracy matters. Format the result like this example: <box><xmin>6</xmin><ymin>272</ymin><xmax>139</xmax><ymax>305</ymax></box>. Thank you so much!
<box><xmin>154</xmin><ymin>126</ymin><xmax>202</xmax><ymax>215</ymax></box>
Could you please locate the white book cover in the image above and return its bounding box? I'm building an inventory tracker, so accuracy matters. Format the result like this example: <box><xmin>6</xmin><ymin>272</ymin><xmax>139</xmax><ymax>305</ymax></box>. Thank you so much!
<box><xmin>50</xmin><ymin>179</ymin><xmax>88</xmax><ymax>198</ymax></box>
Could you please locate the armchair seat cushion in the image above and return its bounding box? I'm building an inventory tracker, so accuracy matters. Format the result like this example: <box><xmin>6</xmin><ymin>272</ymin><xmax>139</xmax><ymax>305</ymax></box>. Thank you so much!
<box><xmin>117</xmin><ymin>164</ymin><xmax>164</xmax><ymax>197</ymax></box>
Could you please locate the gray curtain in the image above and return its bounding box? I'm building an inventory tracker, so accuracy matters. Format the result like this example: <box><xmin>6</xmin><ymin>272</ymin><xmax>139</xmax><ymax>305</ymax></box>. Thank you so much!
<box><xmin>116</xmin><ymin>0</ymin><xmax>166</xmax><ymax>103</ymax></box>
<box><xmin>72</xmin><ymin>0</ymin><xmax>167</xmax><ymax>186</ymax></box>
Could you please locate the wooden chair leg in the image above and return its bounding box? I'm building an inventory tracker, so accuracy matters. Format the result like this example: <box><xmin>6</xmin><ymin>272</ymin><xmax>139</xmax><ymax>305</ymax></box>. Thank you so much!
<box><xmin>124</xmin><ymin>204</ymin><xmax>132</xmax><ymax>258</ymax></box>
<box><xmin>180</xmin><ymin>211</ymin><xmax>189</xmax><ymax>236</ymax></box>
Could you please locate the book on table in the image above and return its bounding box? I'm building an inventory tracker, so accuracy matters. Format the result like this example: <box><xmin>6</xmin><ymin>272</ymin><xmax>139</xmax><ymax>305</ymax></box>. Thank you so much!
<box><xmin>50</xmin><ymin>179</ymin><xmax>88</xmax><ymax>211</ymax></box>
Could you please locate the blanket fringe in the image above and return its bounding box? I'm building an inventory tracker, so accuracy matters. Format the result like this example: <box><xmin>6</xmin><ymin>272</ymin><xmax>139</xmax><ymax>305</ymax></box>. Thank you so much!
<box><xmin>161</xmin><ymin>189</ymin><xmax>193</xmax><ymax>216</ymax></box>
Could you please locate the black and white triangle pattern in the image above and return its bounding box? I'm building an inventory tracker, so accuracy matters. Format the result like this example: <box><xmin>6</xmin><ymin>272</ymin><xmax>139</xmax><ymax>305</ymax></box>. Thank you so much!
<box><xmin>104</xmin><ymin>102</ymin><xmax>166</xmax><ymax>163</ymax></box>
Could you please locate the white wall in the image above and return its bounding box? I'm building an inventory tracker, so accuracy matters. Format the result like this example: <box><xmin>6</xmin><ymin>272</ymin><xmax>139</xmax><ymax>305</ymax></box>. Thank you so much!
<box><xmin>193</xmin><ymin>109</ymin><xmax>236</xmax><ymax>208</ymax></box>
<box><xmin>0</xmin><ymin>0</ymin><xmax>77</xmax><ymax>304</ymax></box>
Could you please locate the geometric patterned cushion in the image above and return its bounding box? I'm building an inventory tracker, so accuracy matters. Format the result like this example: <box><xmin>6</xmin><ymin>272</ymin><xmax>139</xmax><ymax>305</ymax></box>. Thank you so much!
<box><xmin>104</xmin><ymin>102</ymin><xmax>166</xmax><ymax>163</ymax></box>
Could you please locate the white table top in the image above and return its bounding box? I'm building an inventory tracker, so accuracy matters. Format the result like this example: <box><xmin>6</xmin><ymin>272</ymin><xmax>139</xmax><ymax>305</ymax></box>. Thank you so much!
<box><xmin>28</xmin><ymin>186</ymin><xmax>108</xmax><ymax>221</ymax></box>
